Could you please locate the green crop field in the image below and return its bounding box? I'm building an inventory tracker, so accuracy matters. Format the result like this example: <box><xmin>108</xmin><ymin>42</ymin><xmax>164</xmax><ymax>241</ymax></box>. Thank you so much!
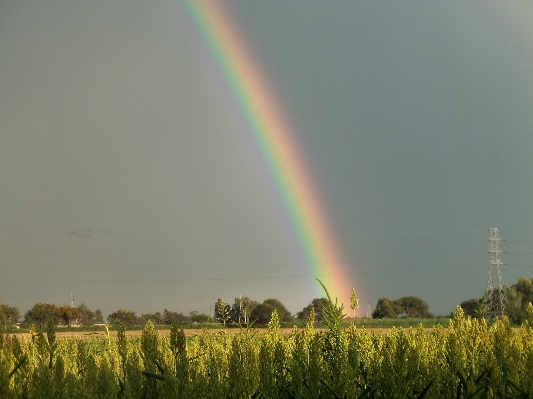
<box><xmin>3</xmin><ymin>297</ymin><xmax>533</xmax><ymax>399</ymax></box>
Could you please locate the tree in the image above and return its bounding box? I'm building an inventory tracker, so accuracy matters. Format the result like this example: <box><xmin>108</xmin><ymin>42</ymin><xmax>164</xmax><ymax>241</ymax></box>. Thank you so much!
<box><xmin>350</xmin><ymin>288</ymin><xmax>359</xmax><ymax>319</ymax></box>
<box><xmin>107</xmin><ymin>309</ymin><xmax>138</xmax><ymax>326</ymax></box>
<box><xmin>395</xmin><ymin>296</ymin><xmax>431</xmax><ymax>318</ymax></box>
<box><xmin>372</xmin><ymin>296</ymin><xmax>432</xmax><ymax>319</ymax></box>
<box><xmin>251</xmin><ymin>298</ymin><xmax>293</xmax><ymax>325</ymax></box>
<box><xmin>59</xmin><ymin>305</ymin><xmax>80</xmax><ymax>327</ymax></box>
<box><xmin>189</xmin><ymin>311</ymin><xmax>209</xmax><ymax>324</ymax></box>
<box><xmin>214</xmin><ymin>298</ymin><xmax>231</xmax><ymax>326</ymax></box>
<box><xmin>24</xmin><ymin>303</ymin><xmax>62</xmax><ymax>328</ymax></box>
<box><xmin>94</xmin><ymin>309</ymin><xmax>103</xmax><ymax>322</ymax></box>
<box><xmin>504</xmin><ymin>284</ymin><xmax>527</xmax><ymax>324</ymax></box>
<box><xmin>163</xmin><ymin>309</ymin><xmax>187</xmax><ymax>325</ymax></box>
<box><xmin>516</xmin><ymin>277</ymin><xmax>533</xmax><ymax>303</ymax></box>
<box><xmin>297</xmin><ymin>298</ymin><xmax>330</xmax><ymax>323</ymax></box>
<box><xmin>460</xmin><ymin>298</ymin><xmax>483</xmax><ymax>319</ymax></box>
<box><xmin>140</xmin><ymin>312</ymin><xmax>163</xmax><ymax>325</ymax></box>
<box><xmin>372</xmin><ymin>297</ymin><xmax>397</xmax><ymax>319</ymax></box>
<box><xmin>77</xmin><ymin>303</ymin><xmax>95</xmax><ymax>327</ymax></box>
<box><xmin>0</xmin><ymin>304</ymin><xmax>20</xmax><ymax>327</ymax></box>
<box><xmin>230</xmin><ymin>297</ymin><xmax>260</xmax><ymax>324</ymax></box>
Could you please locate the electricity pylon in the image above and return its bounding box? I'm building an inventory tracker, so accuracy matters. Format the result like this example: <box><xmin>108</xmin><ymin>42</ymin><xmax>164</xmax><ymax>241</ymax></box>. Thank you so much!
<box><xmin>483</xmin><ymin>228</ymin><xmax>507</xmax><ymax>319</ymax></box>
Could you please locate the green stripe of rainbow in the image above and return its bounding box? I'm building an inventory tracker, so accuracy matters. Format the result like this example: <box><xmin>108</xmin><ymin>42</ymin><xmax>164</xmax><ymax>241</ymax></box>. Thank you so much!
<box><xmin>182</xmin><ymin>0</ymin><xmax>354</xmax><ymax>305</ymax></box>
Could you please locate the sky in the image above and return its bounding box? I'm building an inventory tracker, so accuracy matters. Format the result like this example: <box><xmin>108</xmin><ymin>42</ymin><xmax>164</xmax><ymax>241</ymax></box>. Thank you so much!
<box><xmin>1</xmin><ymin>0</ymin><xmax>533</xmax><ymax>319</ymax></box>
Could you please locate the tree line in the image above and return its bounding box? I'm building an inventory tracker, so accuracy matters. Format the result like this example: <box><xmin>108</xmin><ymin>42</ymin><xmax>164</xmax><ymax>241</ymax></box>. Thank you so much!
<box><xmin>12</xmin><ymin>303</ymin><xmax>104</xmax><ymax>328</ymax></box>
<box><xmin>460</xmin><ymin>276</ymin><xmax>533</xmax><ymax>324</ymax></box>
<box><xmin>111</xmin><ymin>296</ymin><xmax>334</xmax><ymax>328</ymax></box>
<box><xmin>366</xmin><ymin>276</ymin><xmax>533</xmax><ymax>322</ymax></box>
<box><xmin>3</xmin><ymin>276</ymin><xmax>532</xmax><ymax>328</ymax></box>
<box><xmin>0</xmin><ymin>295</ymin><xmax>335</xmax><ymax>329</ymax></box>
<box><xmin>371</xmin><ymin>296</ymin><xmax>433</xmax><ymax>319</ymax></box>
<box><xmin>0</xmin><ymin>295</ymin><xmax>432</xmax><ymax>328</ymax></box>
<box><xmin>214</xmin><ymin>297</ymin><xmax>297</xmax><ymax>326</ymax></box>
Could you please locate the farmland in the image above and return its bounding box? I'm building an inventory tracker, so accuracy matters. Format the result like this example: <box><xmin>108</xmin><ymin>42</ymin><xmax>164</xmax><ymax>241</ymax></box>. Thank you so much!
<box><xmin>3</xmin><ymin>300</ymin><xmax>533</xmax><ymax>398</ymax></box>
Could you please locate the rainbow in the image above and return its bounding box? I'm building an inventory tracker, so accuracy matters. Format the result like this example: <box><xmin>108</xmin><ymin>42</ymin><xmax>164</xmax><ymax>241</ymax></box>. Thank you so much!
<box><xmin>181</xmin><ymin>0</ymin><xmax>355</xmax><ymax>306</ymax></box>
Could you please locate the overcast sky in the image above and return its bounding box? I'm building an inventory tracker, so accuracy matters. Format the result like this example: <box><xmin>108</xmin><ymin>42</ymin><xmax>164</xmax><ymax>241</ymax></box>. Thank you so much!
<box><xmin>1</xmin><ymin>0</ymin><xmax>532</xmax><ymax>318</ymax></box>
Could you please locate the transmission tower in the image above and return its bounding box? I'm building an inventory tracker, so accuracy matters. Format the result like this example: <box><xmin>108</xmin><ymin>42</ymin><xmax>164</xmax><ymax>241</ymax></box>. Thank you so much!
<box><xmin>70</xmin><ymin>292</ymin><xmax>74</xmax><ymax>307</ymax></box>
<box><xmin>483</xmin><ymin>228</ymin><xmax>507</xmax><ymax>319</ymax></box>
<box><xmin>238</xmin><ymin>295</ymin><xmax>247</xmax><ymax>325</ymax></box>
<box><xmin>366</xmin><ymin>300</ymin><xmax>372</xmax><ymax>319</ymax></box>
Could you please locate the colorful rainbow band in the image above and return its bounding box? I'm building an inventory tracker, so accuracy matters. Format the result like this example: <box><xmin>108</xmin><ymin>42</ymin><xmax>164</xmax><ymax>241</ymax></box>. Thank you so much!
<box><xmin>181</xmin><ymin>0</ymin><xmax>355</xmax><ymax>307</ymax></box>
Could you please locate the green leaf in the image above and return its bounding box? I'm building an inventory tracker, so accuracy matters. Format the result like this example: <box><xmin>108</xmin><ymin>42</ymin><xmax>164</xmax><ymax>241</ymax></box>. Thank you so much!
<box><xmin>319</xmin><ymin>377</ymin><xmax>343</xmax><ymax>399</ymax></box>
<box><xmin>415</xmin><ymin>382</ymin><xmax>433</xmax><ymax>399</ymax></box>
<box><xmin>142</xmin><ymin>370</ymin><xmax>166</xmax><ymax>381</ymax></box>
<box><xmin>8</xmin><ymin>355</ymin><xmax>27</xmax><ymax>378</ymax></box>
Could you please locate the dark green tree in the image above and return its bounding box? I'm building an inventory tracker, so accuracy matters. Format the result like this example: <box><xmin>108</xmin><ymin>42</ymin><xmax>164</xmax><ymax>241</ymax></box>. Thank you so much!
<box><xmin>395</xmin><ymin>296</ymin><xmax>432</xmax><ymax>318</ymax></box>
<box><xmin>297</xmin><ymin>298</ymin><xmax>330</xmax><ymax>323</ymax></box>
<box><xmin>189</xmin><ymin>311</ymin><xmax>209</xmax><ymax>324</ymax></box>
<box><xmin>107</xmin><ymin>309</ymin><xmax>138</xmax><ymax>326</ymax></box>
<box><xmin>460</xmin><ymin>298</ymin><xmax>483</xmax><ymax>318</ymax></box>
<box><xmin>504</xmin><ymin>284</ymin><xmax>527</xmax><ymax>324</ymax></box>
<box><xmin>372</xmin><ymin>296</ymin><xmax>432</xmax><ymax>319</ymax></box>
<box><xmin>372</xmin><ymin>297</ymin><xmax>397</xmax><ymax>319</ymax></box>
<box><xmin>251</xmin><ymin>298</ymin><xmax>293</xmax><ymax>324</ymax></box>
<box><xmin>77</xmin><ymin>303</ymin><xmax>95</xmax><ymax>327</ymax></box>
<box><xmin>516</xmin><ymin>277</ymin><xmax>533</xmax><ymax>303</ymax></box>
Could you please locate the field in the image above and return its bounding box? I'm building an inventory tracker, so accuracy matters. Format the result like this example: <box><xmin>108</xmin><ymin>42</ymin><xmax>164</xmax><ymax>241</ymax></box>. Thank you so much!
<box><xmin>2</xmin><ymin>306</ymin><xmax>533</xmax><ymax>398</ymax></box>
<box><xmin>9</xmin><ymin>326</ymin><xmax>436</xmax><ymax>342</ymax></box>
<box><xmin>7</xmin><ymin>316</ymin><xmax>452</xmax><ymax>341</ymax></box>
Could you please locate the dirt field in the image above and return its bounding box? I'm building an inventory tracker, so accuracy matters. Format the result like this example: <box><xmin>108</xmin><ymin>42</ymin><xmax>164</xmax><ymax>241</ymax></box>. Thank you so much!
<box><xmin>8</xmin><ymin>326</ymin><xmax>434</xmax><ymax>341</ymax></box>
<box><xmin>9</xmin><ymin>328</ymin><xmax>300</xmax><ymax>341</ymax></box>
